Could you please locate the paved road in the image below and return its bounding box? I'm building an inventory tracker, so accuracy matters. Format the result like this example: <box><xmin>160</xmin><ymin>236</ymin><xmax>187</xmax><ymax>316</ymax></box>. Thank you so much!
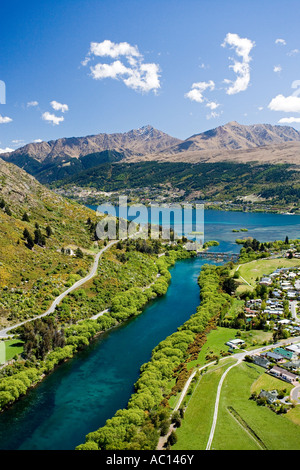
<box><xmin>291</xmin><ymin>385</ymin><xmax>300</xmax><ymax>404</ymax></box>
<box><xmin>0</xmin><ymin>240</ymin><xmax>119</xmax><ymax>338</ymax></box>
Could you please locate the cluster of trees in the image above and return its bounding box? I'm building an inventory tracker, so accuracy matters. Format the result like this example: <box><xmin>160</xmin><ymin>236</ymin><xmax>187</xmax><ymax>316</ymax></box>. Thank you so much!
<box><xmin>0</xmin><ymin>367</ymin><xmax>41</xmax><ymax>410</ymax></box>
<box><xmin>76</xmin><ymin>263</ymin><xmax>231</xmax><ymax>450</ymax></box>
<box><xmin>22</xmin><ymin>222</ymin><xmax>53</xmax><ymax>249</ymax></box>
<box><xmin>18</xmin><ymin>317</ymin><xmax>65</xmax><ymax>360</ymax></box>
<box><xmin>52</xmin><ymin>248</ymin><xmax>160</xmax><ymax>323</ymax></box>
<box><xmin>0</xmin><ymin>197</ymin><xmax>12</xmax><ymax>216</ymax></box>
<box><xmin>238</xmin><ymin>237</ymin><xmax>297</xmax><ymax>263</ymax></box>
<box><xmin>118</xmin><ymin>238</ymin><xmax>162</xmax><ymax>255</ymax></box>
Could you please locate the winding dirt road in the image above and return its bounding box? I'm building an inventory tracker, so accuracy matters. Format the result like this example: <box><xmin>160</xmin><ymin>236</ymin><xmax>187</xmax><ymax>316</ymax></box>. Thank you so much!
<box><xmin>0</xmin><ymin>240</ymin><xmax>118</xmax><ymax>338</ymax></box>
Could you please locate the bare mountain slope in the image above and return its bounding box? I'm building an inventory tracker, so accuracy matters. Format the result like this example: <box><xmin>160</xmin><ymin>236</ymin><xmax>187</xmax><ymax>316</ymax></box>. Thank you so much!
<box><xmin>2</xmin><ymin>122</ymin><xmax>300</xmax><ymax>183</ymax></box>
<box><xmin>124</xmin><ymin>121</ymin><xmax>300</xmax><ymax>164</ymax></box>
<box><xmin>1</xmin><ymin>125</ymin><xmax>182</xmax><ymax>163</ymax></box>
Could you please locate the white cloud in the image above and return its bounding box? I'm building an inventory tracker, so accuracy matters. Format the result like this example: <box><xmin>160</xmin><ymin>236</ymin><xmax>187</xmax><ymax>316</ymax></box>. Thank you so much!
<box><xmin>275</xmin><ymin>38</ymin><xmax>286</xmax><ymax>46</ymax></box>
<box><xmin>278</xmin><ymin>117</ymin><xmax>300</xmax><ymax>123</ymax></box>
<box><xmin>123</xmin><ymin>63</ymin><xmax>160</xmax><ymax>93</ymax></box>
<box><xmin>50</xmin><ymin>100</ymin><xmax>69</xmax><ymax>113</ymax></box>
<box><xmin>42</xmin><ymin>112</ymin><xmax>64</xmax><ymax>125</ymax></box>
<box><xmin>287</xmin><ymin>49</ymin><xmax>300</xmax><ymax>56</ymax></box>
<box><xmin>0</xmin><ymin>147</ymin><xmax>14</xmax><ymax>154</ymax></box>
<box><xmin>185</xmin><ymin>80</ymin><xmax>215</xmax><ymax>103</ymax></box>
<box><xmin>0</xmin><ymin>115</ymin><xmax>12</xmax><ymax>124</ymax></box>
<box><xmin>222</xmin><ymin>33</ymin><xmax>255</xmax><ymax>95</ymax></box>
<box><xmin>258</xmin><ymin>106</ymin><xmax>264</xmax><ymax>111</ymax></box>
<box><xmin>84</xmin><ymin>40</ymin><xmax>161</xmax><ymax>94</ymax></box>
<box><xmin>205</xmin><ymin>101</ymin><xmax>220</xmax><ymax>110</ymax></box>
<box><xmin>90</xmin><ymin>60</ymin><xmax>129</xmax><ymax>80</ymax></box>
<box><xmin>268</xmin><ymin>94</ymin><xmax>300</xmax><ymax>113</ymax></box>
<box><xmin>273</xmin><ymin>65</ymin><xmax>282</xmax><ymax>73</ymax></box>
<box><xmin>89</xmin><ymin>40</ymin><xmax>140</xmax><ymax>59</ymax></box>
<box><xmin>206</xmin><ymin>110</ymin><xmax>223</xmax><ymax>120</ymax></box>
<box><xmin>27</xmin><ymin>101</ymin><xmax>39</xmax><ymax>107</ymax></box>
<box><xmin>33</xmin><ymin>139</ymin><xmax>43</xmax><ymax>143</ymax></box>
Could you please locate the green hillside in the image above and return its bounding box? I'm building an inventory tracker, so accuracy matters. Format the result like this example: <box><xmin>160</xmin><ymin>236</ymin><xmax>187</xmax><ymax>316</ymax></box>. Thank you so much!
<box><xmin>51</xmin><ymin>161</ymin><xmax>300</xmax><ymax>208</ymax></box>
<box><xmin>0</xmin><ymin>158</ymin><xmax>102</xmax><ymax>328</ymax></box>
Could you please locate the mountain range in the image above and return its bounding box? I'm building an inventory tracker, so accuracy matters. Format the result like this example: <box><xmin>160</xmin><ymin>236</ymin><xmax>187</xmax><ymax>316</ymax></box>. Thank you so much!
<box><xmin>2</xmin><ymin>121</ymin><xmax>300</xmax><ymax>184</ymax></box>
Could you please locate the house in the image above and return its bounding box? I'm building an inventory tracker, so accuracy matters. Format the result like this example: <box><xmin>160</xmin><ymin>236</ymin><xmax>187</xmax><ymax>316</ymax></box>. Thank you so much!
<box><xmin>252</xmin><ymin>355</ymin><xmax>270</xmax><ymax>369</ymax></box>
<box><xmin>269</xmin><ymin>365</ymin><xmax>298</xmax><ymax>384</ymax></box>
<box><xmin>259</xmin><ymin>389</ymin><xmax>279</xmax><ymax>404</ymax></box>
<box><xmin>260</xmin><ymin>277</ymin><xmax>272</xmax><ymax>286</ymax></box>
<box><xmin>285</xmin><ymin>344</ymin><xmax>300</xmax><ymax>355</ymax></box>
<box><xmin>273</xmin><ymin>347</ymin><xmax>296</xmax><ymax>361</ymax></box>
<box><xmin>284</xmin><ymin>359</ymin><xmax>300</xmax><ymax>371</ymax></box>
<box><xmin>226</xmin><ymin>338</ymin><xmax>245</xmax><ymax>349</ymax></box>
<box><xmin>262</xmin><ymin>351</ymin><xmax>283</xmax><ymax>363</ymax></box>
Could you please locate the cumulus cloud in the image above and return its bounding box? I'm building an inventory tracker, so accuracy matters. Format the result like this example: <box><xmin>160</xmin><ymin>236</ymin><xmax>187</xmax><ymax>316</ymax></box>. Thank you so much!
<box><xmin>42</xmin><ymin>112</ymin><xmax>64</xmax><ymax>125</ymax></box>
<box><xmin>33</xmin><ymin>139</ymin><xmax>43</xmax><ymax>143</ymax></box>
<box><xmin>275</xmin><ymin>38</ymin><xmax>286</xmax><ymax>46</ymax></box>
<box><xmin>90</xmin><ymin>60</ymin><xmax>129</xmax><ymax>80</ymax></box>
<box><xmin>278</xmin><ymin>117</ymin><xmax>300</xmax><ymax>123</ymax></box>
<box><xmin>268</xmin><ymin>94</ymin><xmax>300</xmax><ymax>113</ymax></box>
<box><xmin>287</xmin><ymin>49</ymin><xmax>300</xmax><ymax>56</ymax></box>
<box><xmin>273</xmin><ymin>65</ymin><xmax>282</xmax><ymax>73</ymax></box>
<box><xmin>0</xmin><ymin>147</ymin><xmax>14</xmax><ymax>154</ymax></box>
<box><xmin>89</xmin><ymin>40</ymin><xmax>140</xmax><ymax>59</ymax></box>
<box><xmin>205</xmin><ymin>101</ymin><xmax>220</xmax><ymax>110</ymax></box>
<box><xmin>84</xmin><ymin>40</ymin><xmax>161</xmax><ymax>94</ymax></box>
<box><xmin>222</xmin><ymin>33</ymin><xmax>255</xmax><ymax>95</ymax></box>
<box><xmin>50</xmin><ymin>100</ymin><xmax>69</xmax><ymax>113</ymax></box>
<box><xmin>185</xmin><ymin>80</ymin><xmax>215</xmax><ymax>103</ymax></box>
<box><xmin>27</xmin><ymin>101</ymin><xmax>39</xmax><ymax>107</ymax></box>
<box><xmin>0</xmin><ymin>114</ymin><xmax>12</xmax><ymax>124</ymax></box>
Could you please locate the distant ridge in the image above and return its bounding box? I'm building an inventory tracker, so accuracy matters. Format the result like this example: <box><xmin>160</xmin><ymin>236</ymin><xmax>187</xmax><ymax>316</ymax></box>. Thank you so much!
<box><xmin>2</xmin><ymin>121</ymin><xmax>300</xmax><ymax>183</ymax></box>
<box><xmin>1</xmin><ymin>125</ymin><xmax>181</xmax><ymax>162</ymax></box>
<box><xmin>124</xmin><ymin>121</ymin><xmax>300</xmax><ymax>165</ymax></box>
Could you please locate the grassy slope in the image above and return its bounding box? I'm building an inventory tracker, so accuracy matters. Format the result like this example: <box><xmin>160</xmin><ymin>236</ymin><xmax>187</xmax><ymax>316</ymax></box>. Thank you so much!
<box><xmin>0</xmin><ymin>159</ymin><xmax>101</xmax><ymax>327</ymax></box>
<box><xmin>235</xmin><ymin>257</ymin><xmax>300</xmax><ymax>293</ymax></box>
<box><xmin>173</xmin><ymin>327</ymin><xmax>300</xmax><ymax>450</ymax></box>
<box><xmin>214</xmin><ymin>362</ymin><xmax>300</xmax><ymax>450</ymax></box>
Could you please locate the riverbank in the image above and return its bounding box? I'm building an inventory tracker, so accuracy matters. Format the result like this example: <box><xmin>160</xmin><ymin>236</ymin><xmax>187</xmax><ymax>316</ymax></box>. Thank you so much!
<box><xmin>0</xmin><ymin>247</ymin><xmax>195</xmax><ymax>415</ymax></box>
<box><xmin>76</xmin><ymin>263</ymin><xmax>231</xmax><ymax>450</ymax></box>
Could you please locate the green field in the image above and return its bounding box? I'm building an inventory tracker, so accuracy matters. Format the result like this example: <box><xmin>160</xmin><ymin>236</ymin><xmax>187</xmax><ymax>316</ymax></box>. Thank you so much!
<box><xmin>0</xmin><ymin>340</ymin><xmax>24</xmax><ymax>364</ymax></box>
<box><xmin>0</xmin><ymin>341</ymin><xmax>5</xmax><ymax>364</ymax></box>
<box><xmin>186</xmin><ymin>327</ymin><xmax>239</xmax><ymax>372</ymax></box>
<box><xmin>173</xmin><ymin>360</ymin><xmax>236</xmax><ymax>450</ymax></box>
<box><xmin>213</xmin><ymin>362</ymin><xmax>300</xmax><ymax>450</ymax></box>
<box><xmin>235</xmin><ymin>257</ymin><xmax>300</xmax><ymax>293</ymax></box>
<box><xmin>174</xmin><ymin>359</ymin><xmax>300</xmax><ymax>450</ymax></box>
<box><xmin>172</xmin><ymin>325</ymin><xmax>300</xmax><ymax>450</ymax></box>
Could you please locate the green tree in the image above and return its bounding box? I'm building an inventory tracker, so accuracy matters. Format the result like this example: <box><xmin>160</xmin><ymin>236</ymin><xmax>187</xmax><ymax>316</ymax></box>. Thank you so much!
<box><xmin>46</xmin><ymin>225</ymin><xmax>52</xmax><ymax>237</ymax></box>
<box><xmin>75</xmin><ymin>247</ymin><xmax>84</xmax><ymax>258</ymax></box>
<box><xmin>22</xmin><ymin>212</ymin><xmax>30</xmax><ymax>222</ymax></box>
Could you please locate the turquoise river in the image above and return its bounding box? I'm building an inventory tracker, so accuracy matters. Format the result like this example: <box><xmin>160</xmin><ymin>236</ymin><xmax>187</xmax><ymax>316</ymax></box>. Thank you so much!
<box><xmin>0</xmin><ymin>209</ymin><xmax>299</xmax><ymax>450</ymax></box>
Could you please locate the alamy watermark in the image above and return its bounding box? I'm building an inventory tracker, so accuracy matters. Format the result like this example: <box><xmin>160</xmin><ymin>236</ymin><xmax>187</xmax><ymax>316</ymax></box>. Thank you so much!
<box><xmin>0</xmin><ymin>80</ymin><xmax>6</xmax><ymax>104</ymax></box>
<box><xmin>95</xmin><ymin>196</ymin><xmax>204</xmax><ymax>245</ymax></box>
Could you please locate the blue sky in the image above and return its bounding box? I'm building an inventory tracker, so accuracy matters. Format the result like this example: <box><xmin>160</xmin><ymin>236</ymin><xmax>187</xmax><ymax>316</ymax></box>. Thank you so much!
<box><xmin>1</xmin><ymin>0</ymin><xmax>300</xmax><ymax>152</ymax></box>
